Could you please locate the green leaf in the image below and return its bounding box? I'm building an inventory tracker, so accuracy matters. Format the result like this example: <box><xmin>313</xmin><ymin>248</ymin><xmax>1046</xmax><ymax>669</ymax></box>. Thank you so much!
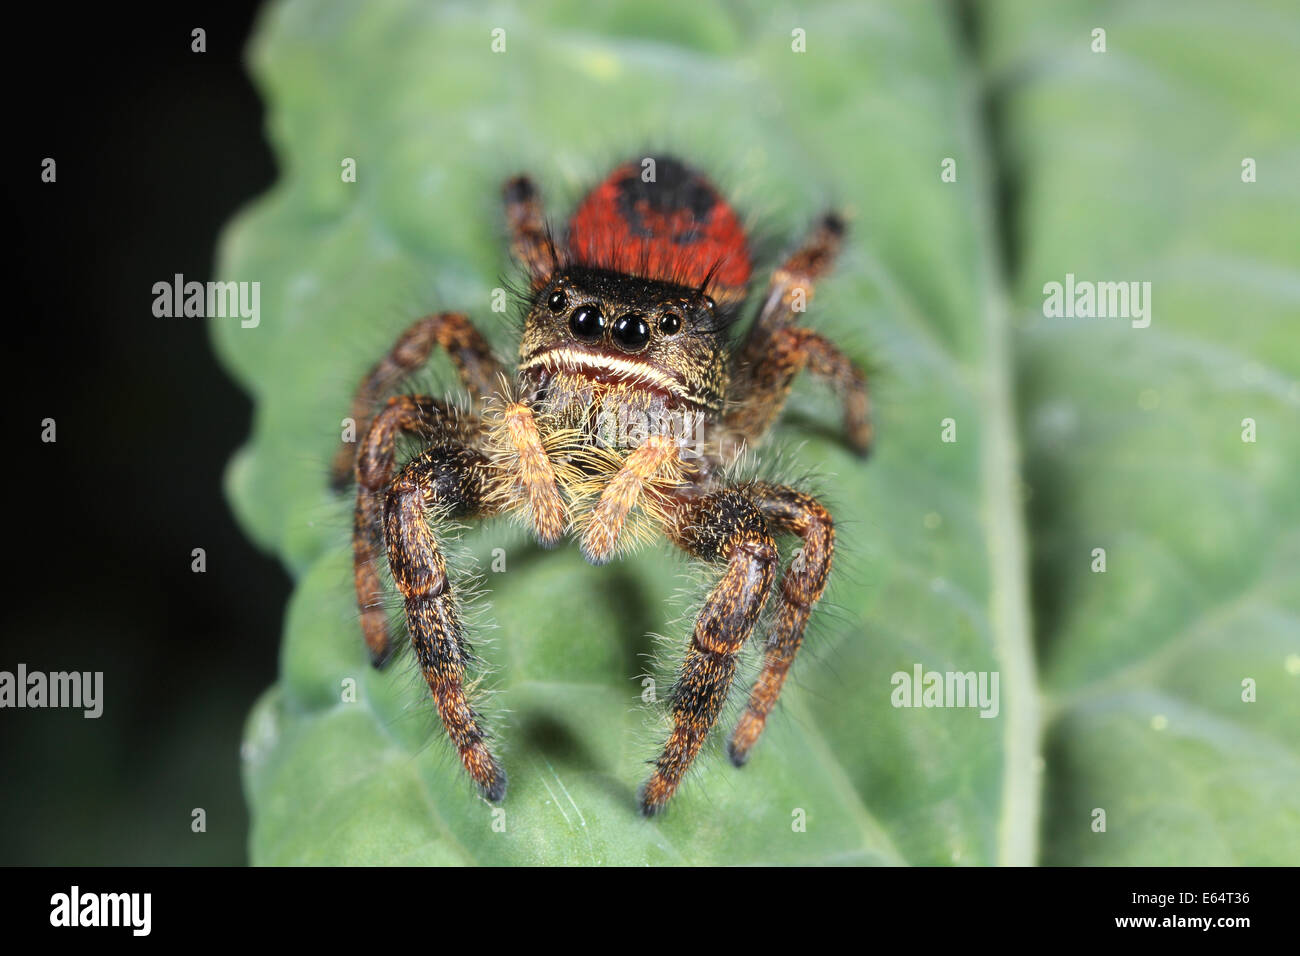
<box><xmin>984</xmin><ymin>0</ymin><xmax>1300</xmax><ymax>864</ymax></box>
<box><xmin>218</xmin><ymin>0</ymin><xmax>1300</xmax><ymax>864</ymax></box>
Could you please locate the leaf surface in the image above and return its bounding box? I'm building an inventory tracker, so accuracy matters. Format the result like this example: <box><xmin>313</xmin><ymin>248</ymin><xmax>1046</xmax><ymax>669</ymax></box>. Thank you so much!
<box><xmin>218</xmin><ymin>0</ymin><xmax>1300</xmax><ymax>865</ymax></box>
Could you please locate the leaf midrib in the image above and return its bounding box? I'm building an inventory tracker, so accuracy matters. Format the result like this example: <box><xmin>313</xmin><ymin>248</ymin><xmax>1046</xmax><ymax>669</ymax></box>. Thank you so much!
<box><xmin>954</xmin><ymin>26</ymin><xmax>1042</xmax><ymax>867</ymax></box>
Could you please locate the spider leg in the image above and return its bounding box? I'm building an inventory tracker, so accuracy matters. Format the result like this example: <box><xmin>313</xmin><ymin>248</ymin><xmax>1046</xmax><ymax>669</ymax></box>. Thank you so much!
<box><xmin>331</xmin><ymin>312</ymin><xmax>501</xmax><ymax>489</ymax></box>
<box><xmin>353</xmin><ymin>394</ymin><xmax>480</xmax><ymax>667</ymax></box>
<box><xmin>725</xmin><ymin>213</ymin><xmax>873</xmax><ymax>456</ymax></box>
<box><xmin>640</xmin><ymin>487</ymin><xmax>778</xmax><ymax>816</ymax></box>
<box><xmin>385</xmin><ymin>440</ymin><xmax>506</xmax><ymax>802</ymax></box>
<box><xmin>751</xmin><ymin>212</ymin><xmax>846</xmax><ymax>338</ymax></box>
<box><xmin>579</xmin><ymin>434</ymin><xmax>680</xmax><ymax>565</ymax></box>
<box><xmin>729</xmin><ymin>327</ymin><xmax>873</xmax><ymax>455</ymax></box>
<box><xmin>495</xmin><ymin>401</ymin><xmax>569</xmax><ymax>547</ymax></box>
<box><xmin>727</xmin><ymin>481</ymin><xmax>834</xmax><ymax>766</ymax></box>
<box><xmin>503</xmin><ymin>174</ymin><xmax>557</xmax><ymax>286</ymax></box>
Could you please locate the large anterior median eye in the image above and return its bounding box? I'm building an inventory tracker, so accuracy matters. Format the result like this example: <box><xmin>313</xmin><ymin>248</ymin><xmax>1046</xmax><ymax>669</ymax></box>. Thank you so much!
<box><xmin>570</xmin><ymin>304</ymin><xmax>605</xmax><ymax>340</ymax></box>
<box><xmin>612</xmin><ymin>312</ymin><xmax>650</xmax><ymax>351</ymax></box>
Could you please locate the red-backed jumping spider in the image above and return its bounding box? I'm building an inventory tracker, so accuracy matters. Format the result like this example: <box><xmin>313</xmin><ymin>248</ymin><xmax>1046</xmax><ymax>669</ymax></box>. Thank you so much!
<box><xmin>333</xmin><ymin>156</ymin><xmax>872</xmax><ymax>815</ymax></box>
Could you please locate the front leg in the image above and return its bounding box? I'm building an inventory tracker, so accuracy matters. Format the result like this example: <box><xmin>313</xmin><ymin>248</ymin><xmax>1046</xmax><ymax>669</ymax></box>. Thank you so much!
<box><xmin>578</xmin><ymin>434</ymin><xmax>682</xmax><ymax>565</ymax></box>
<box><xmin>385</xmin><ymin>443</ymin><xmax>506</xmax><ymax>801</ymax></box>
<box><xmin>494</xmin><ymin>402</ymin><xmax>568</xmax><ymax>547</ymax></box>
<box><xmin>641</xmin><ymin>488</ymin><xmax>778</xmax><ymax>816</ymax></box>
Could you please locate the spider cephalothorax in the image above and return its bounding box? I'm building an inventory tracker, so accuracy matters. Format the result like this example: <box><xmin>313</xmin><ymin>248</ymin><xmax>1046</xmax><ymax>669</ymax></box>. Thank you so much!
<box><xmin>334</xmin><ymin>154</ymin><xmax>872</xmax><ymax>815</ymax></box>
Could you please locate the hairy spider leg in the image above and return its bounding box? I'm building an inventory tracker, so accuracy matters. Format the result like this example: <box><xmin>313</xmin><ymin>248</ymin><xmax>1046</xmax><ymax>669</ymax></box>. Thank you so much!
<box><xmin>640</xmin><ymin>488</ymin><xmax>778</xmax><ymax>815</ymax></box>
<box><xmin>385</xmin><ymin>442</ymin><xmax>507</xmax><ymax>801</ymax></box>
<box><xmin>503</xmin><ymin>175</ymin><xmax>556</xmax><ymax>287</ymax></box>
<box><xmin>353</xmin><ymin>394</ymin><xmax>480</xmax><ymax>666</ymax></box>
<box><xmin>727</xmin><ymin>482</ymin><xmax>835</xmax><ymax>766</ymax></box>
<box><xmin>726</xmin><ymin>214</ymin><xmax>873</xmax><ymax>456</ymax></box>
<box><xmin>331</xmin><ymin>312</ymin><xmax>501</xmax><ymax>489</ymax></box>
<box><xmin>579</xmin><ymin>433</ymin><xmax>682</xmax><ymax>565</ymax></box>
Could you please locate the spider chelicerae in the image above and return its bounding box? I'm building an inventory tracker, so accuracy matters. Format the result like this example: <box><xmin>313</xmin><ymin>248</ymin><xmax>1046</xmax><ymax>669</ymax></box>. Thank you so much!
<box><xmin>333</xmin><ymin>155</ymin><xmax>872</xmax><ymax>816</ymax></box>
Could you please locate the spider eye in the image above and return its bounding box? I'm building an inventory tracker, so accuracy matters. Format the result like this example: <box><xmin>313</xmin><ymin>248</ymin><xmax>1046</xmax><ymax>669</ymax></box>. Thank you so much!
<box><xmin>569</xmin><ymin>304</ymin><xmax>604</xmax><ymax>340</ymax></box>
<box><xmin>547</xmin><ymin>289</ymin><xmax>568</xmax><ymax>313</ymax></box>
<box><xmin>611</xmin><ymin>312</ymin><xmax>651</xmax><ymax>352</ymax></box>
<box><xmin>658</xmin><ymin>312</ymin><xmax>682</xmax><ymax>336</ymax></box>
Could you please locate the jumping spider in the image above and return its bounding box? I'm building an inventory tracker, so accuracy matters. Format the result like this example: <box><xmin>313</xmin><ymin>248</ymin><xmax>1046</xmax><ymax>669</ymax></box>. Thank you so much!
<box><xmin>333</xmin><ymin>156</ymin><xmax>872</xmax><ymax>816</ymax></box>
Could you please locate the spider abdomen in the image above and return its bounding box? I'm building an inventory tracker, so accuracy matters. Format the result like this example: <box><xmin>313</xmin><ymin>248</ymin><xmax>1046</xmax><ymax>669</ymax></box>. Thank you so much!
<box><xmin>566</xmin><ymin>155</ymin><xmax>752</xmax><ymax>306</ymax></box>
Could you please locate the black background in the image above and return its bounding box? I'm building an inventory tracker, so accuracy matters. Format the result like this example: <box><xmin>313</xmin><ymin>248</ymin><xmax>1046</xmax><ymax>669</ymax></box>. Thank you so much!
<box><xmin>2</xmin><ymin>4</ymin><xmax>284</xmax><ymax>863</ymax></box>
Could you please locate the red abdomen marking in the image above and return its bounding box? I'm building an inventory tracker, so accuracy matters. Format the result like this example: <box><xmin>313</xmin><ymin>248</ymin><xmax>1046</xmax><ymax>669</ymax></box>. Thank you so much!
<box><xmin>566</xmin><ymin>156</ymin><xmax>751</xmax><ymax>295</ymax></box>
